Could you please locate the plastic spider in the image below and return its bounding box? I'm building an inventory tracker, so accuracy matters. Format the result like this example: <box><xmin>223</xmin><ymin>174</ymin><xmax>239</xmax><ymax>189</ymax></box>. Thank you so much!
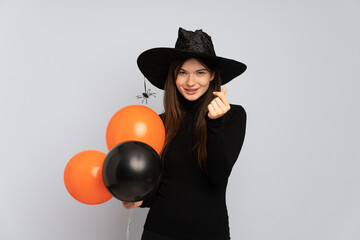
<box><xmin>136</xmin><ymin>80</ymin><xmax>156</xmax><ymax>104</ymax></box>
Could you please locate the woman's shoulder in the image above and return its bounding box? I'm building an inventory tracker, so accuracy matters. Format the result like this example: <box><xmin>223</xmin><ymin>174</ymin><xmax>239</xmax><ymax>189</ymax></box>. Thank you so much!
<box><xmin>229</xmin><ymin>104</ymin><xmax>246</xmax><ymax>113</ymax></box>
<box><xmin>159</xmin><ymin>113</ymin><xmax>165</xmax><ymax>123</ymax></box>
<box><xmin>225</xmin><ymin>104</ymin><xmax>247</xmax><ymax>123</ymax></box>
<box><xmin>229</xmin><ymin>104</ymin><xmax>246</xmax><ymax>117</ymax></box>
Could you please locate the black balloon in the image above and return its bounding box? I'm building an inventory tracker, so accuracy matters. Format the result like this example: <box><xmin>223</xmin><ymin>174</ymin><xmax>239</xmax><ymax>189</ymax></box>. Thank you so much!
<box><xmin>103</xmin><ymin>141</ymin><xmax>162</xmax><ymax>202</ymax></box>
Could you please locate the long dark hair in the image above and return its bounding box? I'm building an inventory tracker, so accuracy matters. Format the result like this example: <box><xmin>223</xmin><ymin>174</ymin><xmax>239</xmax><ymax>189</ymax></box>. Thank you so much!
<box><xmin>161</xmin><ymin>58</ymin><xmax>221</xmax><ymax>171</ymax></box>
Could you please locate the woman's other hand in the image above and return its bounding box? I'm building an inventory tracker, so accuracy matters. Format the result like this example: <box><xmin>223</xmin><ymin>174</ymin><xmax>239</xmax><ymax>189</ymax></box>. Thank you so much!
<box><xmin>207</xmin><ymin>87</ymin><xmax>231</xmax><ymax>119</ymax></box>
<box><xmin>121</xmin><ymin>200</ymin><xmax>143</xmax><ymax>209</ymax></box>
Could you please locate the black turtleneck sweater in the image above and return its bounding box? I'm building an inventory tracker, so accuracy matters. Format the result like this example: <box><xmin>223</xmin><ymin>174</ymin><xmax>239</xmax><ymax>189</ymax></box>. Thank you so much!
<box><xmin>140</xmin><ymin>96</ymin><xmax>246</xmax><ymax>240</ymax></box>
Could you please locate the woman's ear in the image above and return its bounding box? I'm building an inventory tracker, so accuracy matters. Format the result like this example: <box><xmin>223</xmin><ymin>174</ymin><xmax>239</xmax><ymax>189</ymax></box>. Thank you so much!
<box><xmin>210</xmin><ymin>71</ymin><xmax>215</xmax><ymax>81</ymax></box>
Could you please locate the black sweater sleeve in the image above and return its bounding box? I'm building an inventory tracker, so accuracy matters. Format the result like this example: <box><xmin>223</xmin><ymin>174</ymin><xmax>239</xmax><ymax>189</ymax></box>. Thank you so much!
<box><xmin>139</xmin><ymin>184</ymin><xmax>159</xmax><ymax>208</ymax></box>
<box><xmin>205</xmin><ymin>104</ymin><xmax>247</xmax><ymax>186</ymax></box>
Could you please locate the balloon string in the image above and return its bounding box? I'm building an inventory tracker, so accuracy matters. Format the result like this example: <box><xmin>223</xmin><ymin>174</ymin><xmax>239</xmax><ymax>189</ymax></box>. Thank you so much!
<box><xmin>126</xmin><ymin>209</ymin><xmax>133</xmax><ymax>240</ymax></box>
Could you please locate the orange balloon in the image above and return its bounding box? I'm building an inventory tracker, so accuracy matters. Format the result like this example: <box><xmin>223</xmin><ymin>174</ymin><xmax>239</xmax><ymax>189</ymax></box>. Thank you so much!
<box><xmin>64</xmin><ymin>150</ymin><xmax>112</xmax><ymax>205</ymax></box>
<box><xmin>106</xmin><ymin>105</ymin><xmax>165</xmax><ymax>154</ymax></box>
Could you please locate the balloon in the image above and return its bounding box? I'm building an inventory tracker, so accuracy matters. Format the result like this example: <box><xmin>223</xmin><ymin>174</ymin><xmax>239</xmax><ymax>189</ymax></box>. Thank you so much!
<box><xmin>103</xmin><ymin>141</ymin><xmax>162</xmax><ymax>202</ymax></box>
<box><xmin>64</xmin><ymin>150</ymin><xmax>112</xmax><ymax>205</ymax></box>
<box><xmin>106</xmin><ymin>105</ymin><xmax>165</xmax><ymax>155</ymax></box>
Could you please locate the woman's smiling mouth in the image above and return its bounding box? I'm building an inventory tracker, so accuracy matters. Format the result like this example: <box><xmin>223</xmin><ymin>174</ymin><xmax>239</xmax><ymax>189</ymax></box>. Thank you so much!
<box><xmin>184</xmin><ymin>88</ymin><xmax>199</xmax><ymax>94</ymax></box>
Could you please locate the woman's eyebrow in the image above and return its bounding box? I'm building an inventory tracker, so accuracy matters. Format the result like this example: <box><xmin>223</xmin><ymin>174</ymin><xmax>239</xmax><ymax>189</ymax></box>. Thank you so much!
<box><xmin>180</xmin><ymin>68</ymin><xmax>208</xmax><ymax>71</ymax></box>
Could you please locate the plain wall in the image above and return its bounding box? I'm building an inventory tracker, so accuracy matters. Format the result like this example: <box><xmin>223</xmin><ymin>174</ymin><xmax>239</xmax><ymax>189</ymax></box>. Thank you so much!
<box><xmin>1</xmin><ymin>0</ymin><xmax>359</xmax><ymax>239</ymax></box>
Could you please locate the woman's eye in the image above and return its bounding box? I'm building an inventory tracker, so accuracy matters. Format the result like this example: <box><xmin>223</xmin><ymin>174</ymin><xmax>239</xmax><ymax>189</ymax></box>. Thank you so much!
<box><xmin>179</xmin><ymin>71</ymin><xmax>186</xmax><ymax>75</ymax></box>
<box><xmin>197</xmin><ymin>71</ymin><xmax>205</xmax><ymax>75</ymax></box>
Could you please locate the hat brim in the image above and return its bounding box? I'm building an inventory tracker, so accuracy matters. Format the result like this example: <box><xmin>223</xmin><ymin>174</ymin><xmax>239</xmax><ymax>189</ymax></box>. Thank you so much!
<box><xmin>137</xmin><ymin>48</ymin><xmax>247</xmax><ymax>90</ymax></box>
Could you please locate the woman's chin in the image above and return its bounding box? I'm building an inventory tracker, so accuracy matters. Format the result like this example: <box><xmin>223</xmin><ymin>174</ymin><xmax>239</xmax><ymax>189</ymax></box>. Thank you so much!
<box><xmin>183</xmin><ymin>94</ymin><xmax>201</xmax><ymax>101</ymax></box>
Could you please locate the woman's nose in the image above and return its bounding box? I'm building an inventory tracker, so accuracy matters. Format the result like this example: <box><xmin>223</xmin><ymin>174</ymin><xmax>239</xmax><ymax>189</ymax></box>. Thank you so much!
<box><xmin>186</xmin><ymin>74</ymin><xmax>195</xmax><ymax>86</ymax></box>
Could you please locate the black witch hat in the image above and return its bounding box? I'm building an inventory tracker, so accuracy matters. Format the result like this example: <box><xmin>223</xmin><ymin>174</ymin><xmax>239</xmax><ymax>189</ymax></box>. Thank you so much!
<box><xmin>137</xmin><ymin>27</ymin><xmax>247</xmax><ymax>90</ymax></box>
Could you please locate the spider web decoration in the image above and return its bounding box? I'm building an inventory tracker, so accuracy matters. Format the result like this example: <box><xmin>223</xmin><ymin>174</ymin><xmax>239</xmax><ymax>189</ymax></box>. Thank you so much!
<box><xmin>136</xmin><ymin>78</ymin><xmax>156</xmax><ymax>104</ymax></box>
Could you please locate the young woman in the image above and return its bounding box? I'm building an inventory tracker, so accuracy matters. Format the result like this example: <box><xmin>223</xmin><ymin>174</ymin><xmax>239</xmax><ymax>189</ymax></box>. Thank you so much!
<box><xmin>123</xmin><ymin>28</ymin><xmax>247</xmax><ymax>240</ymax></box>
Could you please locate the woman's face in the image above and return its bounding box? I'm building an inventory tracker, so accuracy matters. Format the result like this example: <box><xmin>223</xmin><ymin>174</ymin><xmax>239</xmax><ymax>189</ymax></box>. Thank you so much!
<box><xmin>175</xmin><ymin>58</ymin><xmax>215</xmax><ymax>101</ymax></box>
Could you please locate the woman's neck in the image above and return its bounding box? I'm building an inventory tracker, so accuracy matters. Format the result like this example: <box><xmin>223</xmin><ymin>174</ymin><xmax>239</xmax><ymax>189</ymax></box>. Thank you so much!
<box><xmin>181</xmin><ymin>93</ymin><xmax>206</xmax><ymax>114</ymax></box>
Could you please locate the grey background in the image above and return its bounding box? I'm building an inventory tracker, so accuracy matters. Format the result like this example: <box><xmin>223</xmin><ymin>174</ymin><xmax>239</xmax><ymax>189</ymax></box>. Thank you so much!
<box><xmin>1</xmin><ymin>0</ymin><xmax>359</xmax><ymax>239</ymax></box>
